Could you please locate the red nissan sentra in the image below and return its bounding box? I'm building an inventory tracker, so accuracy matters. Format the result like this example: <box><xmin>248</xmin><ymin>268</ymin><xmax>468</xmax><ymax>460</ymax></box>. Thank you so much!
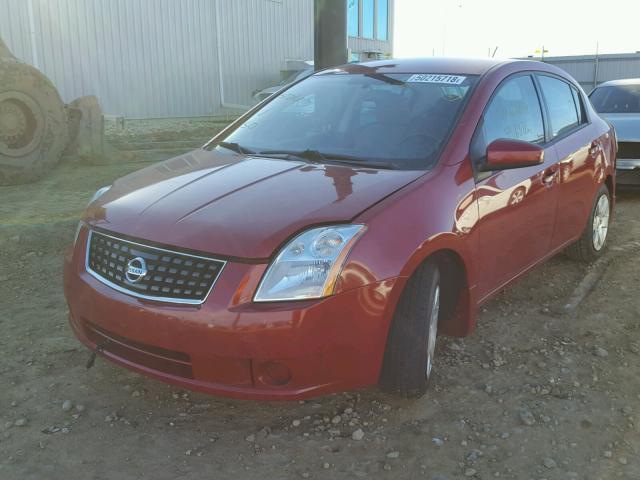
<box><xmin>64</xmin><ymin>58</ymin><xmax>616</xmax><ymax>400</ymax></box>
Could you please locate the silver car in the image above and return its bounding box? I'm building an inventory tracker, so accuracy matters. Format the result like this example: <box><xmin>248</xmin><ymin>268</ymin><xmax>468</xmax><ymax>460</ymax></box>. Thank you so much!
<box><xmin>590</xmin><ymin>79</ymin><xmax>640</xmax><ymax>184</ymax></box>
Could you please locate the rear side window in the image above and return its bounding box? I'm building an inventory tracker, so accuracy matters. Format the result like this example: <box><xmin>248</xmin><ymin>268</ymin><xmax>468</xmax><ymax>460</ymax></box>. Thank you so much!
<box><xmin>482</xmin><ymin>75</ymin><xmax>545</xmax><ymax>145</ymax></box>
<box><xmin>538</xmin><ymin>75</ymin><xmax>580</xmax><ymax>137</ymax></box>
<box><xmin>571</xmin><ymin>87</ymin><xmax>587</xmax><ymax>124</ymax></box>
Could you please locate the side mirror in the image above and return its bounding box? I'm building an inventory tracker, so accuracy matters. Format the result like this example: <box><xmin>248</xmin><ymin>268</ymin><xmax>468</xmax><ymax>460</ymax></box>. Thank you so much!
<box><xmin>481</xmin><ymin>139</ymin><xmax>544</xmax><ymax>171</ymax></box>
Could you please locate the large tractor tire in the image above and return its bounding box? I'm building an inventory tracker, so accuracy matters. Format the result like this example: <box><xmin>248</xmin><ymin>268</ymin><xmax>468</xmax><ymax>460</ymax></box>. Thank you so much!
<box><xmin>0</xmin><ymin>52</ymin><xmax>69</xmax><ymax>185</ymax></box>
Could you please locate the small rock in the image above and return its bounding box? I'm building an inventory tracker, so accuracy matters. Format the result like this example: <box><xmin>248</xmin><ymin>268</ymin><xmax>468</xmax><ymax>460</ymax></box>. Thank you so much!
<box><xmin>432</xmin><ymin>437</ymin><xmax>445</xmax><ymax>446</ymax></box>
<box><xmin>323</xmin><ymin>463</ymin><xmax>330</xmax><ymax>469</ymax></box>
<box><xmin>464</xmin><ymin>468</ymin><xmax>477</xmax><ymax>477</ymax></box>
<box><xmin>618</xmin><ymin>457</ymin><xmax>628</xmax><ymax>465</ymax></box>
<box><xmin>466</xmin><ymin>449</ymin><xmax>483</xmax><ymax>462</ymax></box>
<box><xmin>542</xmin><ymin>458</ymin><xmax>557</xmax><ymax>469</ymax></box>
<box><xmin>352</xmin><ymin>428</ymin><xmax>365</xmax><ymax>441</ymax></box>
<box><xmin>331</xmin><ymin>415</ymin><xmax>342</xmax><ymax>424</ymax></box>
<box><xmin>62</xmin><ymin>400</ymin><xmax>73</xmax><ymax>412</ymax></box>
<box><xmin>13</xmin><ymin>418</ymin><xmax>28</xmax><ymax>427</ymax></box>
<box><xmin>593</xmin><ymin>347</ymin><xmax>608</xmax><ymax>358</ymax></box>
<box><xmin>386</xmin><ymin>451</ymin><xmax>400</xmax><ymax>459</ymax></box>
<box><xmin>519</xmin><ymin>409</ymin><xmax>536</xmax><ymax>426</ymax></box>
<box><xmin>383</xmin><ymin>464</ymin><xmax>392</xmax><ymax>471</ymax></box>
<box><xmin>292</xmin><ymin>419</ymin><xmax>301</xmax><ymax>427</ymax></box>
<box><xmin>603</xmin><ymin>450</ymin><xmax>613</xmax><ymax>458</ymax></box>
<box><xmin>245</xmin><ymin>434</ymin><xmax>256</xmax><ymax>443</ymax></box>
<box><xmin>622</xmin><ymin>406</ymin><xmax>633</xmax><ymax>415</ymax></box>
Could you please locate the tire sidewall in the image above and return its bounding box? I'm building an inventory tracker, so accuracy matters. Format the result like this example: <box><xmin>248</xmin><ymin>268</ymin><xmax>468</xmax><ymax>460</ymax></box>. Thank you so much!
<box><xmin>0</xmin><ymin>58</ymin><xmax>68</xmax><ymax>184</ymax></box>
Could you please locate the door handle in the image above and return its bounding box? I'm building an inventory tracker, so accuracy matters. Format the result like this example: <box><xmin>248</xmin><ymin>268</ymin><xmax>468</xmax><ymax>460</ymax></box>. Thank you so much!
<box><xmin>542</xmin><ymin>167</ymin><xmax>558</xmax><ymax>186</ymax></box>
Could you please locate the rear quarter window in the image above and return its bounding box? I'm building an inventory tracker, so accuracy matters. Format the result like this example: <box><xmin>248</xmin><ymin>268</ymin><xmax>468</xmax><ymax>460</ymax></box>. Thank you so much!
<box><xmin>538</xmin><ymin>75</ymin><xmax>580</xmax><ymax>137</ymax></box>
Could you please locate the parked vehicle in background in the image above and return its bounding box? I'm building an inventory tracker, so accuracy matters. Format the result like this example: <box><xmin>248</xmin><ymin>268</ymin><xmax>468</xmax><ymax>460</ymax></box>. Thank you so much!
<box><xmin>590</xmin><ymin>79</ymin><xmax>640</xmax><ymax>185</ymax></box>
<box><xmin>65</xmin><ymin>58</ymin><xmax>616</xmax><ymax>401</ymax></box>
<box><xmin>252</xmin><ymin>66</ymin><xmax>314</xmax><ymax>102</ymax></box>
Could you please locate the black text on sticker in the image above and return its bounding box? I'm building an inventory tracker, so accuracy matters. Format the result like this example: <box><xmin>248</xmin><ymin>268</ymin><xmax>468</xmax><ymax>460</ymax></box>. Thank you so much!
<box><xmin>407</xmin><ymin>74</ymin><xmax>467</xmax><ymax>85</ymax></box>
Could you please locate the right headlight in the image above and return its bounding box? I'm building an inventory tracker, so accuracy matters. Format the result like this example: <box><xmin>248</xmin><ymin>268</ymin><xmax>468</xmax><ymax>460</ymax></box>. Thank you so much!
<box><xmin>254</xmin><ymin>224</ymin><xmax>365</xmax><ymax>302</ymax></box>
<box><xmin>89</xmin><ymin>185</ymin><xmax>111</xmax><ymax>205</ymax></box>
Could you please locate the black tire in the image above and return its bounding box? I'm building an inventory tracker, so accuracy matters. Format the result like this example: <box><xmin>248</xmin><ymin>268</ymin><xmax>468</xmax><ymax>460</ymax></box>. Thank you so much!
<box><xmin>0</xmin><ymin>57</ymin><xmax>68</xmax><ymax>185</ymax></box>
<box><xmin>379</xmin><ymin>259</ymin><xmax>440</xmax><ymax>398</ymax></box>
<box><xmin>565</xmin><ymin>184</ymin><xmax>611</xmax><ymax>262</ymax></box>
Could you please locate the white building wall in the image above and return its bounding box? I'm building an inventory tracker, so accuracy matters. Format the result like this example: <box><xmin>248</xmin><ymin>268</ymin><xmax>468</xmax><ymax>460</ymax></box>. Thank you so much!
<box><xmin>0</xmin><ymin>0</ymin><xmax>394</xmax><ymax>118</ymax></box>
<box><xmin>0</xmin><ymin>0</ymin><xmax>314</xmax><ymax>117</ymax></box>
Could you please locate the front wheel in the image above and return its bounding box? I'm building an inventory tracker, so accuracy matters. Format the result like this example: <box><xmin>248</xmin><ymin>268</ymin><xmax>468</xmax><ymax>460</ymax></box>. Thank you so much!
<box><xmin>565</xmin><ymin>185</ymin><xmax>611</xmax><ymax>262</ymax></box>
<box><xmin>379</xmin><ymin>259</ymin><xmax>440</xmax><ymax>398</ymax></box>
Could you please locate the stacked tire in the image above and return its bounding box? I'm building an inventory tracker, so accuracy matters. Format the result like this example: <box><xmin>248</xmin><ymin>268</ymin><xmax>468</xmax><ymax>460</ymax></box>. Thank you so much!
<box><xmin>0</xmin><ymin>43</ymin><xmax>68</xmax><ymax>185</ymax></box>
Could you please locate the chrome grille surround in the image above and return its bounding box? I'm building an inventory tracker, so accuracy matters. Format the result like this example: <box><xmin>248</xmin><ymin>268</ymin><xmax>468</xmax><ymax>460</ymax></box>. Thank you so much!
<box><xmin>85</xmin><ymin>229</ymin><xmax>226</xmax><ymax>305</ymax></box>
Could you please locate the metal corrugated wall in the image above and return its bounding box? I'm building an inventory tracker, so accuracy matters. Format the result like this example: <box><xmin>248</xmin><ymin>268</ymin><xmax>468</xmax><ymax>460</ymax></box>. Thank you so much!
<box><xmin>540</xmin><ymin>54</ymin><xmax>640</xmax><ymax>93</ymax></box>
<box><xmin>216</xmin><ymin>0</ymin><xmax>314</xmax><ymax>110</ymax></box>
<box><xmin>0</xmin><ymin>0</ymin><xmax>314</xmax><ymax>117</ymax></box>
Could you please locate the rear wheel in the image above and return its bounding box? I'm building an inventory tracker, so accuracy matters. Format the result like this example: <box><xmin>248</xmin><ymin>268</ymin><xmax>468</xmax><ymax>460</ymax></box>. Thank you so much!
<box><xmin>379</xmin><ymin>259</ymin><xmax>440</xmax><ymax>398</ymax></box>
<box><xmin>565</xmin><ymin>185</ymin><xmax>611</xmax><ymax>262</ymax></box>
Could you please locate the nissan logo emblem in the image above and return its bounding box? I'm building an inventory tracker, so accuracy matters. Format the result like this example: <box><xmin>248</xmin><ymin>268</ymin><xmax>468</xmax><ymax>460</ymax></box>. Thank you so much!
<box><xmin>125</xmin><ymin>257</ymin><xmax>148</xmax><ymax>283</ymax></box>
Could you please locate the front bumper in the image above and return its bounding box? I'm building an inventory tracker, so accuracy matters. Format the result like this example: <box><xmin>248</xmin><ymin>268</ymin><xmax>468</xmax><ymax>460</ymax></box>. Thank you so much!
<box><xmin>64</xmin><ymin>228</ymin><xmax>401</xmax><ymax>400</ymax></box>
<box><xmin>617</xmin><ymin>159</ymin><xmax>640</xmax><ymax>185</ymax></box>
<box><xmin>617</xmin><ymin>159</ymin><xmax>640</xmax><ymax>171</ymax></box>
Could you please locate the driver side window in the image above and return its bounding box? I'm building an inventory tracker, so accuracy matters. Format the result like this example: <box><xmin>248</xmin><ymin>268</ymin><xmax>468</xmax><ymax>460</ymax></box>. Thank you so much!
<box><xmin>483</xmin><ymin>75</ymin><xmax>545</xmax><ymax>145</ymax></box>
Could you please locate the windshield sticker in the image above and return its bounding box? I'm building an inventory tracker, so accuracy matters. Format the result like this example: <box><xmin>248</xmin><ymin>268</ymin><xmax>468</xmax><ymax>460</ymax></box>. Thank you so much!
<box><xmin>407</xmin><ymin>74</ymin><xmax>467</xmax><ymax>85</ymax></box>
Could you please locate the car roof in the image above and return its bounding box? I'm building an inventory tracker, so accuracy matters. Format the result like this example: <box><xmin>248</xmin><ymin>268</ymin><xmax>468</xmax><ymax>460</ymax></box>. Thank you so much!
<box><xmin>596</xmin><ymin>78</ymin><xmax>640</xmax><ymax>87</ymax></box>
<box><xmin>339</xmin><ymin>57</ymin><xmax>516</xmax><ymax>76</ymax></box>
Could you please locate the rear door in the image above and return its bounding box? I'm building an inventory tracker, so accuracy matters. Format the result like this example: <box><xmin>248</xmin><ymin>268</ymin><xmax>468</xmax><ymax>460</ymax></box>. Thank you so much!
<box><xmin>535</xmin><ymin>74</ymin><xmax>599</xmax><ymax>248</ymax></box>
<box><xmin>472</xmin><ymin>74</ymin><xmax>560</xmax><ymax>301</ymax></box>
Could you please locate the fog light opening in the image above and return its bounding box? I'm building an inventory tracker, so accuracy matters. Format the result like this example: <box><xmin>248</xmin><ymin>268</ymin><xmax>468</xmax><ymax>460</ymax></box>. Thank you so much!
<box><xmin>258</xmin><ymin>361</ymin><xmax>292</xmax><ymax>386</ymax></box>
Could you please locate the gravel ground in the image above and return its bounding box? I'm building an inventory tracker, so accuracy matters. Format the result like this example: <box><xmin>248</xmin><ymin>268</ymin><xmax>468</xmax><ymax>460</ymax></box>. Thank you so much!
<box><xmin>0</xmin><ymin>151</ymin><xmax>639</xmax><ymax>480</ymax></box>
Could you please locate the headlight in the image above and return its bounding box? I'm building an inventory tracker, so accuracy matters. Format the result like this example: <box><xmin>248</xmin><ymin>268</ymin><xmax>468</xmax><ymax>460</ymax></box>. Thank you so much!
<box><xmin>89</xmin><ymin>185</ymin><xmax>111</xmax><ymax>205</ymax></box>
<box><xmin>254</xmin><ymin>224</ymin><xmax>365</xmax><ymax>302</ymax></box>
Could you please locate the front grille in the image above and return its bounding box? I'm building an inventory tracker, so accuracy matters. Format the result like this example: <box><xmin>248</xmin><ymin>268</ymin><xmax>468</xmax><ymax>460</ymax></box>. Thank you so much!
<box><xmin>86</xmin><ymin>230</ymin><xmax>226</xmax><ymax>304</ymax></box>
<box><xmin>618</xmin><ymin>142</ymin><xmax>640</xmax><ymax>159</ymax></box>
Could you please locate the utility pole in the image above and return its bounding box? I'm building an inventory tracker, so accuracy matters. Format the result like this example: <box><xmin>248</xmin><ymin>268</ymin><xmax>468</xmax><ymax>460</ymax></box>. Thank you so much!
<box><xmin>593</xmin><ymin>42</ymin><xmax>600</xmax><ymax>90</ymax></box>
<box><xmin>314</xmin><ymin>0</ymin><xmax>348</xmax><ymax>71</ymax></box>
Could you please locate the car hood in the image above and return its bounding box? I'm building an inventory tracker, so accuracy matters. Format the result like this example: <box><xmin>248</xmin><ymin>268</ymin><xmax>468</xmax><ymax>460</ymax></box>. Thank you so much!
<box><xmin>599</xmin><ymin>113</ymin><xmax>640</xmax><ymax>142</ymax></box>
<box><xmin>87</xmin><ymin>149</ymin><xmax>423</xmax><ymax>260</ymax></box>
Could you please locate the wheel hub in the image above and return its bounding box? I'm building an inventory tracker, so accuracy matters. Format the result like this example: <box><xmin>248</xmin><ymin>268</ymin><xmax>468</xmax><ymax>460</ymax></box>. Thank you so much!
<box><xmin>0</xmin><ymin>92</ymin><xmax>45</xmax><ymax>157</ymax></box>
<box><xmin>0</xmin><ymin>99</ymin><xmax>28</xmax><ymax>144</ymax></box>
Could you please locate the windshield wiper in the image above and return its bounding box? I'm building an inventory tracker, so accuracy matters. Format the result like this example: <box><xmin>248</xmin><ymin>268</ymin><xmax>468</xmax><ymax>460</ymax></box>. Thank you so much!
<box><xmin>216</xmin><ymin>141</ymin><xmax>256</xmax><ymax>155</ymax></box>
<box><xmin>257</xmin><ymin>149</ymin><xmax>398</xmax><ymax>169</ymax></box>
<box><xmin>257</xmin><ymin>149</ymin><xmax>328</xmax><ymax>163</ymax></box>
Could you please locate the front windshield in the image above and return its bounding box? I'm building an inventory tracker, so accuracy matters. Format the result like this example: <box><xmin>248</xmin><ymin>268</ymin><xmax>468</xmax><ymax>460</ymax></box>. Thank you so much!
<box><xmin>218</xmin><ymin>71</ymin><xmax>477</xmax><ymax>170</ymax></box>
<box><xmin>590</xmin><ymin>84</ymin><xmax>640</xmax><ymax>113</ymax></box>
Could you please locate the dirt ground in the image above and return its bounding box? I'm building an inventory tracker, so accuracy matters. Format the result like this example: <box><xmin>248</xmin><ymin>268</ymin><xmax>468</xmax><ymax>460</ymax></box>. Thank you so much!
<box><xmin>1</xmin><ymin>143</ymin><xmax>639</xmax><ymax>480</ymax></box>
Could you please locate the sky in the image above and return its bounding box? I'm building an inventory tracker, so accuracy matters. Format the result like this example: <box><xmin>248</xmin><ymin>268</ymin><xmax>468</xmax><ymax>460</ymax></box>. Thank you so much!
<box><xmin>394</xmin><ymin>0</ymin><xmax>639</xmax><ymax>59</ymax></box>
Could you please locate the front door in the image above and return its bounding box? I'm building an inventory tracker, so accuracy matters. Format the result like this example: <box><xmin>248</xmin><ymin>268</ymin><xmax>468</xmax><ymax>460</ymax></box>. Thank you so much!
<box><xmin>472</xmin><ymin>74</ymin><xmax>560</xmax><ymax>301</ymax></box>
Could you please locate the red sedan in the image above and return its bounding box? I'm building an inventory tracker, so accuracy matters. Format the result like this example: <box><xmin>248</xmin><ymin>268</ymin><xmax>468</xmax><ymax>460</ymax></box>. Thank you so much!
<box><xmin>64</xmin><ymin>58</ymin><xmax>616</xmax><ymax>400</ymax></box>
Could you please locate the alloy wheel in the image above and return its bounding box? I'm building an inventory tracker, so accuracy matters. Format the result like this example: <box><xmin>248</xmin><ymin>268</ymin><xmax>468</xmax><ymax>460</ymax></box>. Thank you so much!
<box><xmin>425</xmin><ymin>284</ymin><xmax>440</xmax><ymax>379</ymax></box>
<box><xmin>592</xmin><ymin>194</ymin><xmax>610</xmax><ymax>251</ymax></box>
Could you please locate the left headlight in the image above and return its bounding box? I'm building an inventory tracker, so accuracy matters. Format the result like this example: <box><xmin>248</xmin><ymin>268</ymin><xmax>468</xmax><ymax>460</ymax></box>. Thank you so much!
<box><xmin>254</xmin><ymin>224</ymin><xmax>365</xmax><ymax>302</ymax></box>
